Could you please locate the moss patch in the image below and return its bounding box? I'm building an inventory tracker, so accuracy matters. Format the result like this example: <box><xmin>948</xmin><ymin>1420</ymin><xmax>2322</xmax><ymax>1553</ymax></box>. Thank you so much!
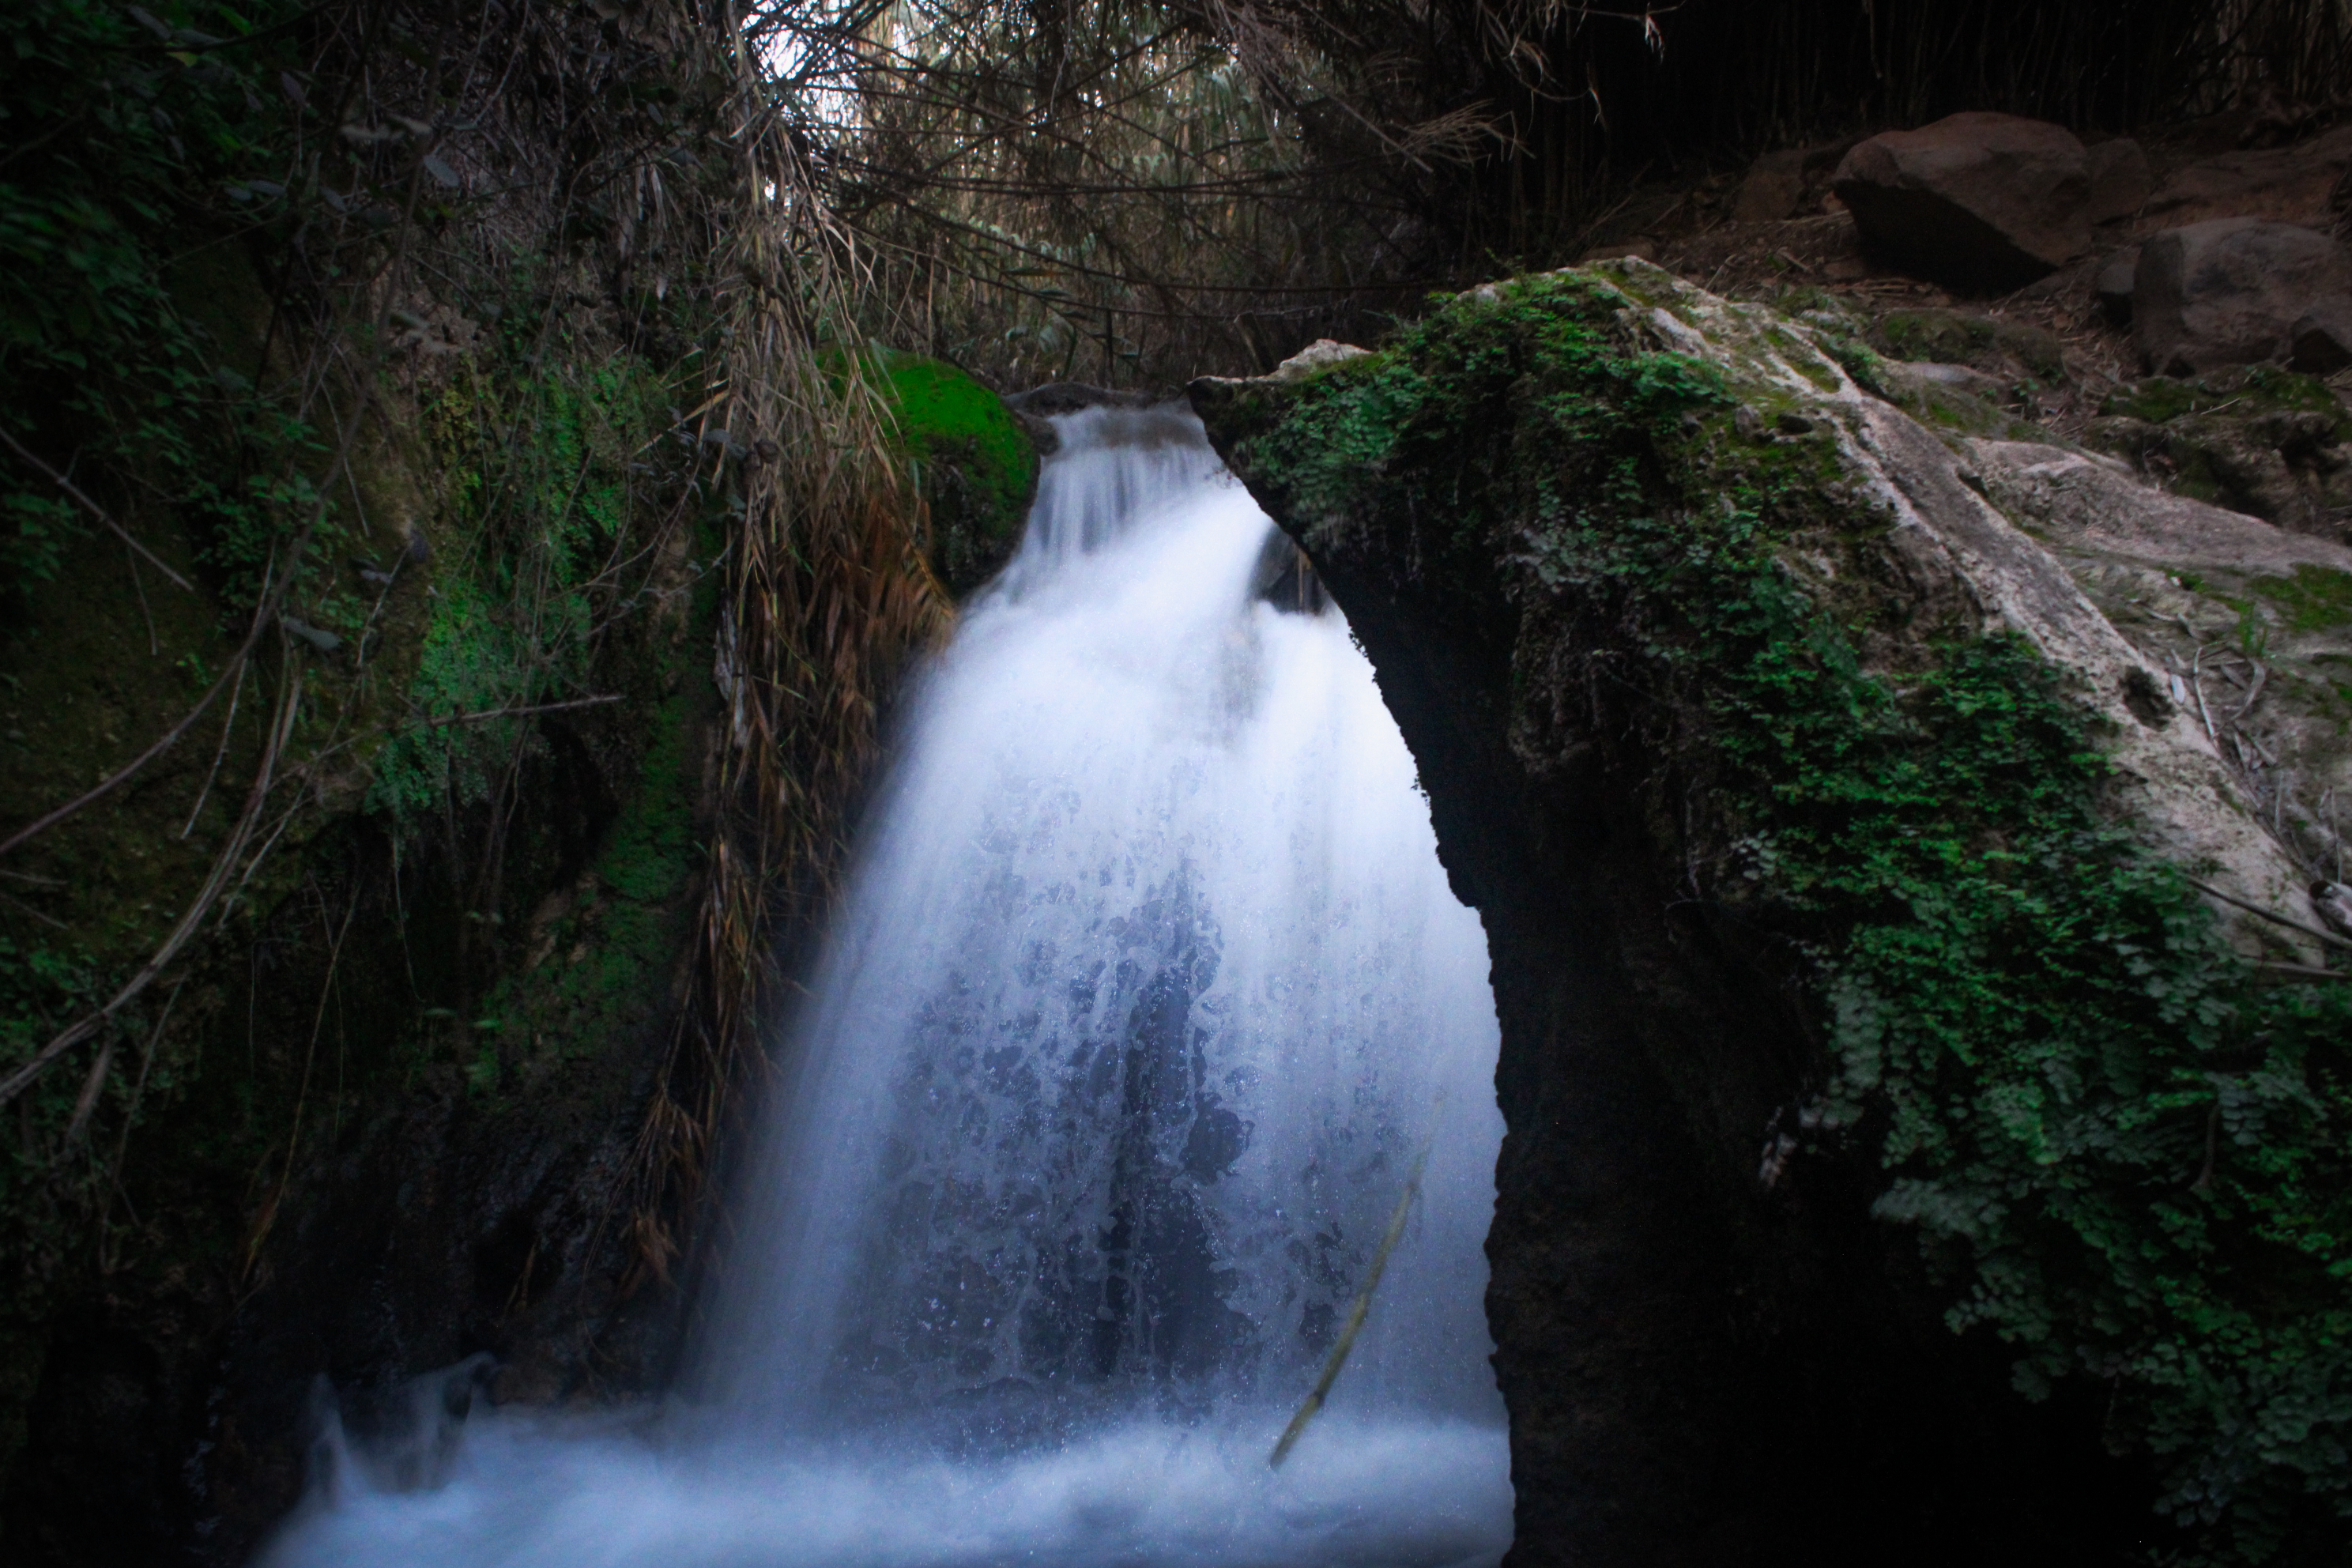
<box><xmin>1878</xmin><ymin>307</ymin><xmax>2066</xmax><ymax>385</ymax></box>
<box><xmin>2102</xmin><ymin>366</ymin><xmax>2350</xmax><ymax>435</ymax></box>
<box><xmin>877</xmin><ymin>355</ymin><xmax>1038</xmax><ymax>596</ymax></box>
<box><xmin>2252</xmin><ymin>564</ymin><xmax>2352</xmax><ymax>633</ymax></box>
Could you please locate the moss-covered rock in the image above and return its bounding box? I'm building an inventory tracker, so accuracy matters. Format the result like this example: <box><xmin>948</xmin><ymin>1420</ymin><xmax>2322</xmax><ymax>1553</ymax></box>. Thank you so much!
<box><xmin>2083</xmin><ymin>367</ymin><xmax>2352</xmax><ymax>541</ymax></box>
<box><xmin>1193</xmin><ymin>261</ymin><xmax>2351</xmax><ymax>1567</ymax></box>
<box><xmin>1962</xmin><ymin>437</ymin><xmax>2352</xmax><ymax>905</ymax></box>
<box><xmin>1877</xmin><ymin>306</ymin><xmax>2069</xmax><ymax>384</ymax></box>
<box><xmin>878</xmin><ymin>356</ymin><xmax>1039</xmax><ymax>597</ymax></box>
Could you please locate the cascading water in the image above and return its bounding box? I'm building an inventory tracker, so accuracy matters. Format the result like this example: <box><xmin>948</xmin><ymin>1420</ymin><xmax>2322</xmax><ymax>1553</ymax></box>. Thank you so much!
<box><xmin>262</xmin><ymin>403</ymin><xmax>1513</xmax><ymax>1568</ymax></box>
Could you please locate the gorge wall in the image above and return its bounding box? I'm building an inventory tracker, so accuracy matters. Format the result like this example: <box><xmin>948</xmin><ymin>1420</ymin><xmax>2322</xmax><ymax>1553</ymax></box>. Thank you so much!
<box><xmin>1193</xmin><ymin>266</ymin><xmax>2352</xmax><ymax>1567</ymax></box>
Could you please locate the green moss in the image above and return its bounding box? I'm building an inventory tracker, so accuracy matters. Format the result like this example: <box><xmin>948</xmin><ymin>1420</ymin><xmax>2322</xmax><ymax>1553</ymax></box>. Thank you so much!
<box><xmin>1878</xmin><ymin>308</ymin><xmax>2065</xmax><ymax>385</ymax></box>
<box><xmin>1227</xmin><ymin>269</ymin><xmax>2352</xmax><ymax>1566</ymax></box>
<box><xmin>2103</xmin><ymin>367</ymin><xmax>2351</xmax><ymax>435</ymax></box>
<box><xmin>368</xmin><ymin>353</ymin><xmax>676</xmax><ymax>821</ymax></box>
<box><xmin>876</xmin><ymin>354</ymin><xmax>1038</xmax><ymax>596</ymax></box>
<box><xmin>2252</xmin><ymin>564</ymin><xmax>2352</xmax><ymax>633</ymax></box>
<box><xmin>462</xmin><ymin>684</ymin><xmax>703</xmax><ymax>1100</ymax></box>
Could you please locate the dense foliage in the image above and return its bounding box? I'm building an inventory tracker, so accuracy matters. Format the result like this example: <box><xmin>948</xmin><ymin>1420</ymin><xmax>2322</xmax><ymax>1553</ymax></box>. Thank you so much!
<box><xmin>1237</xmin><ymin>273</ymin><xmax>2352</xmax><ymax>1565</ymax></box>
<box><xmin>0</xmin><ymin>0</ymin><xmax>324</xmax><ymax>597</ymax></box>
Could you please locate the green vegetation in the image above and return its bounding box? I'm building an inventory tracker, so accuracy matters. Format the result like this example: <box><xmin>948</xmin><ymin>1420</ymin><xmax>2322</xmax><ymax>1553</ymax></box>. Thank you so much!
<box><xmin>2252</xmin><ymin>565</ymin><xmax>2352</xmax><ymax>634</ymax></box>
<box><xmin>1877</xmin><ymin>308</ymin><xmax>2066</xmax><ymax>385</ymax></box>
<box><xmin>1233</xmin><ymin>270</ymin><xmax>2352</xmax><ymax>1566</ymax></box>
<box><xmin>368</xmin><ymin>353</ymin><xmax>687</xmax><ymax>821</ymax></box>
<box><xmin>1</xmin><ymin>0</ymin><xmax>345</xmax><ymax>601</ymax></box>
<box><xmin>2102</xmin><ymin>367</ymin><xmax>2351</xmax><ymax>435</ymax></box>
<box><xmin>461</xmin><ymin>684</ymin><xmax>706</xmax><ymax>1102</ymax></box>
<box><xmin>0</xmin><ymin>0</ymin><xmax>793</xmax><ymax>1525</ymax></box>
<box><xmin>876</xmin><ymin>354</ymin><xmax>1038</xmax><ymax>596</ymax></box>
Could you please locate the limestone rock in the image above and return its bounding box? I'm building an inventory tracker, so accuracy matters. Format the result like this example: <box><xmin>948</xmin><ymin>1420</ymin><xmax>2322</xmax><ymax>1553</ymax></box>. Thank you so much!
<box><xmin>1965</xmin><ymin>437</ymin><xmax>2352</xmax><ymax>875</ymax></box>
<box><xmin>1190</xmin><ymin>258</ymin><xmax>2352</xmax><ymax>1565</ymax></box>
<box><xmin>2132</xmin><ymin>218</ymin><xmax>2352</xmax><ymax>374</ymax></box>
<box><xmin>1268</xmin><ymin>338</ymin><xmax>1370</xmax><ymax>381</ymax></box>
<box><xmin>1832</xmin><ymin>111</ymin><xmax>2091</xmax><ymax>290</ymax></box>
<box><xmin>2290</xmin><ymin>296</ymin><xmax>2352</xmax><ymax>375</ymax></box>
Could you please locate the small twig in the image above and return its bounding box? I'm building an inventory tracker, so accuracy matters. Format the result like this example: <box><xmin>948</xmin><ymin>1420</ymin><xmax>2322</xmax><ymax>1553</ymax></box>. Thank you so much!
<box><xmin>2190</xmin><ymin>1100</ymin><xmax>2221</xmax><ymax>1194</ymax></box>
<box><xmin>2254</xmin><ymin>959</ymin><xmax>2349</xmax><ymax>983</ymax></box>
<box><xmin>418</xmin><ymin>693</ymin><xmax>621</xmax><ymax>728</ymax></box>
<box><xmin>2186</xmin><ymin>876</ymin><xmax>2352</xmax><ymax>954</ymax></box>
<box><xmin>124</xmin><ymin>540</ymin><xmax>158</xmax><ymax>657</ymax></box>
<box><xmin>2189</xmin><ymin>646</ymin><xmax>2216</xmax><ymax>745</ymax></box>
<box><xmin>2232</xmin><ymin>662</ymin><xmax>2267</xmax><ymax>722</ymax></box>
<box><xmin>0</xmin><ymin>426</ymin><xmax>195</xmax><ymax>593</ymax></box>
<box><xmin>1271</xmin><ymin>1093</ymin><xmax>1446</xmax><ymax>1468</ymax></box>
<box><xmin>59</xmin><ymin>1033</ymin><xmax>115</xmax><ymax>1158</ymax></box>
<box><xmin>0</xmin><ymin>888</ymin><xmax>67</xmax><ymax>929</ymax></box>
<box><xmin>180</xmin><ymin>658</ymin><xmax>247</xmax><ymax>839</ymax></box>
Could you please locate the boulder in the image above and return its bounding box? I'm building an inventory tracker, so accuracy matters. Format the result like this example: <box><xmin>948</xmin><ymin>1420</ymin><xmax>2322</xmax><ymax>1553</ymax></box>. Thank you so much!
<box><xmin>2140</xmin><ymin>124</ymin><xmax>2352</xmax><ymax>228</ymax></box>
<box><xmin>1832</xmin><ymin>111</ymin><xmax>2091</xmax><ymax>290</ymax></box>
<box><xmin>2290</xmin><ymin>297</ymin><xmax>2352</xmax><ymax>375</ymax></box>
<box><xmin>2084</xmin><ymin>138</ymin><xmax>2151</xmax><ymax>222</ymax></box>
<box><xmin>2132</xmin><ymin>218</ymin><xmax>2352</xmax><ymax>374</ymax></box>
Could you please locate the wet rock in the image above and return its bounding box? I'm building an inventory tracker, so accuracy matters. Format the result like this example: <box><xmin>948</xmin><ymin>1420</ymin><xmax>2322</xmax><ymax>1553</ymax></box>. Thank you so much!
<box><xmin>1001</xmin><ymin>381</ymin><xmax>1157</xmax><ymax>416</ymax></box>
<box><xmin>1832</xmin><ymin>112</ymin><xmax>2091</xmax><ymax>290</ymax></box>
<box><xmin>2094</xmin><ymin>247</ymin><xmax>2140</xmax><ymax>325</ymax></box>
<box><xmin>2132</xmin><ymin>218</ymin><xmax>2352</xmax><ymax>374</ymax></box>
<box><xmin>2084</xmin><ymin>138</ymin><xmax>2151</xmax><ymax>222</ymax></box>
<box><xmin>2290</xmin><ymin>297</ymin><xmax>2352</xmax><ymax>375</ymax></box>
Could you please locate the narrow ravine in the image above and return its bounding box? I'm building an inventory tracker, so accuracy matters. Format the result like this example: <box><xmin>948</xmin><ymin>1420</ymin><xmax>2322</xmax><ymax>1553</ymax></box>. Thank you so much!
<box><xmin>258</xmin><ymin>404</ymin><xmax>1513</xmax><ymax>1568</ymax></box>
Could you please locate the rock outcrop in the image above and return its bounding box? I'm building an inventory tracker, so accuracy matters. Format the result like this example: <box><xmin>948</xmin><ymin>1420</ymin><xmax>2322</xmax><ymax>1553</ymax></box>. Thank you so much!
<box><xmin>2085</xmin><ymin>366</ymin><xmax>2352</xmax><ymax>541</ymax></box>
<box><xmin>1833</xmin><ymin>112</ymin><xmax>2092</xmax><ymax>290</ymax></box>
<box><xmin>1192</xmin><ymin>261</ymin><xmax>2351</xmax><ymax>1567</ymax></box>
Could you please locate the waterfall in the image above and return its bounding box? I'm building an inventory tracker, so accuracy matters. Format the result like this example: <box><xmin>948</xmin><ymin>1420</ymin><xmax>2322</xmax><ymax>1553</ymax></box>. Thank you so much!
<box><xmin>262</xmin><ymin>403</ymin><xmax>1513</xmax><ymax>1568</ymax></box>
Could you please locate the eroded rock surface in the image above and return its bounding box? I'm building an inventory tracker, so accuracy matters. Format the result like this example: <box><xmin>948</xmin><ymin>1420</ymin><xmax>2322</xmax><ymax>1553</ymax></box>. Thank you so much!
<box><xmin>1192</xmin><ymin>262</ymin><xmax>2351</xmax><ymax>1567</ymax></box>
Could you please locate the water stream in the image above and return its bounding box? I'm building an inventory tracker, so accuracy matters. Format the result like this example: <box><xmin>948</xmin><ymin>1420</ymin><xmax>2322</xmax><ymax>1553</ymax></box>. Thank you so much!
<box><xmin>262</xmin><ymin>403</ymin><xmax>1513</xmax><ymax>1568</ymax></box>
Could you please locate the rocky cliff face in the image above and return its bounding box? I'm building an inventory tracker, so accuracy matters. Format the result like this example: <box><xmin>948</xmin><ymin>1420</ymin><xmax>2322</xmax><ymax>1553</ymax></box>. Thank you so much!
<box><xmin>1192</xmin><ymin>262</ymin><xmax>2352</xmax><ymax>1567</ymax></box>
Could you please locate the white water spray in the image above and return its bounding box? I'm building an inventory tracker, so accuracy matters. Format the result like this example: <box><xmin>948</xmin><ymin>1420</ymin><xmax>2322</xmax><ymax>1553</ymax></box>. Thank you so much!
<box><xmin>262</xmin><ymin>403</ymin><xmax>1513</xmax><ymax>1568</ymax></box>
